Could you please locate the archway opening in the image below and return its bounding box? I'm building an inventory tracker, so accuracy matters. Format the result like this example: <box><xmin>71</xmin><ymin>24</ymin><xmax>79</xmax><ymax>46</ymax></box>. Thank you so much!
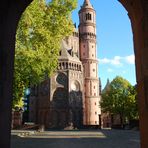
<box><xmin>0</xmin><ymin>0</ymin><xmax>147</xmax><ymax>148</ymax></box>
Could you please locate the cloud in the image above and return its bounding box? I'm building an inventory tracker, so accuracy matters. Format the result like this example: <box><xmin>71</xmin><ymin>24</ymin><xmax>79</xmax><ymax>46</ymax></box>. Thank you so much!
<box><xmin>99</xmin><ymin>56</ymin><xmax>122</xmax><ymax>66</ymax></box>
<box><xmin>111</xmin><ymin>56</ymin><xmax>122</xmax><ymax>66</ymax></box>
<box><xmin>99</xmin><ymin>54</ymin><xmax>135</xmax><ymax>66</ymax></box>
<box><xmin>99</xmin><ymin>58</ymin><xmax>110</xmax><ymax>64</ymax></box>
<box><xmin>125</xmin><ymin>55</ymin><xmax>135</xmax><ymax>64</ymax></box>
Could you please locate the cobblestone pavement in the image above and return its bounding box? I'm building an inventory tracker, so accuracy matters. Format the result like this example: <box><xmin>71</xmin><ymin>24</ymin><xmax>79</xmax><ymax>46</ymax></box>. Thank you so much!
<box><xmin>11</xmin><ymin>129</ymin><xmax>140</xmax><ymax>148</ymax></box>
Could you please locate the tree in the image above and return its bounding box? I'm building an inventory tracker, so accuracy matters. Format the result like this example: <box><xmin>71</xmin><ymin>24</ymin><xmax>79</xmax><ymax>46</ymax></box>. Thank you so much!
<box><xmin>100</xmin><ymin>76</ymin><xmax>138</xmax><ymax>128</ymax></box>
<box><xmin>13</xmin><ymin>0</ymin><xmax>77</xmax><ymax>108</ymax></box>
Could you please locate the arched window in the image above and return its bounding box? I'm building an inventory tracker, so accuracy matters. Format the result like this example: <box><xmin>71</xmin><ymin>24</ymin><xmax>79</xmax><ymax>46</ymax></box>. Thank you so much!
<box><xmin>62</xmin><ymin>62</ymin><xmax>64</xmax><ymax>67</ymax></box>
<box><xmin>74</xmin><ymin>64</ymin><xmax>76</xmax><ymax>70</ymax></box>
<box><xmin>66</xmin><ymin>62</ymin><xmax>68</xmax><ymax>69</ymax></box>
<box><xmin>86</xmin><ymin>13</ymin><xmax>92</xmax><ymax>21</ymax></box>
<box><xmin>89</xmin><ymin>13</ymin><xmax>92</xmax><ymax>20</ymax></box>
<box><xmin>69</xmin><ymin>63</ymin><xmax>71</xmax><ymax>69</ymax></box>
<box><xmin>85</xmin><ymin>13</ymin><xmax>88</xmax><ymax>20</ymax></box>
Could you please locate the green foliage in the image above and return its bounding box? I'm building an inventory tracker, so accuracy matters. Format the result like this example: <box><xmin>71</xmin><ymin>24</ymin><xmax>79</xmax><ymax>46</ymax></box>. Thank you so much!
<box><xmin>13</xmin><ymin>0</ymin><xmax>77</xmax><ymax>108</ymax></box>
<box><xmin>100</xmin><ymin>76</ymin><xmax>138</xmax><ymax>125</ymax></box>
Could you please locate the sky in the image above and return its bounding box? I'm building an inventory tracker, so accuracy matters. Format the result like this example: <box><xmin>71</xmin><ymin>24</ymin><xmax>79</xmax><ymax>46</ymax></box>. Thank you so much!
<box><xmin>72</xmin><ymin>0</ymin><xmax>136</xmax><ymax>89</ymax></box>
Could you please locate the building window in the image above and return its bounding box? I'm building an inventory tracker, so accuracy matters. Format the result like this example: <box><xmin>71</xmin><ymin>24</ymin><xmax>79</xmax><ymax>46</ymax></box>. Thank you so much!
<box><xmin>86</xmin><ymin>13</ymin><xmax>92</xmax><ymax>21</ymax></box>
<box><xmin>83</xmin><ymin>53</ymin><xmax>85</xmax><ymax>56</ymax></box>
<box><xmin>83</xmin><ymin>45</ymin><xmax>85</xmax><ymax>48</ymax></box>
<box><xmin>93</xmin><ymin>69</ymin><xmax>95</xmax><ymax>72</ymax></box>
<box><xmin>95</xmin><ymin>102</ymin><xmax>97</xmax><ymax>105</ymax></box>
<box><xmin>92</xmin><ymin>45</ymin><xmax>94</xmax><ymax>48</ymax></box>
<box><xmin>86</xmin><ymin>14</ymin><xmax>88</xmax><ymax>20</ymax></box>
<box><xmin>94</xmin><ymin>93</ymin><xmax>96</xmax><ymax>96</ymax></box>
<box><xmin>95</xmin><ymin>112</ymin><xmax>97</xmax><ymax>115</ymax></box>
<box><xmin>94</xmin><ymin>86</ymin><xmax>95</xmax><ymax>89</ymax></box>
<box><xmin>92</xmin><ymin>54</ymin><xmax>94</xmax><ymax>57</ymax></box>
<box><xmin>95</xmin><ymin>121</ymin><xmax>97</xmax><ymax>124</ymax></box>
<box><xmin>89</xmin><ymin>14</ymin><xmax>92</xmax><ymax>20</ymax></box>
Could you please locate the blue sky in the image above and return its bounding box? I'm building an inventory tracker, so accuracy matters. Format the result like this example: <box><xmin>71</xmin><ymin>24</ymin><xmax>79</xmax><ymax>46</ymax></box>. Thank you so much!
<box><xmin>72</xmin><ymin>0</ymin><xmax>136</xmax><ymax>89</ymax></box>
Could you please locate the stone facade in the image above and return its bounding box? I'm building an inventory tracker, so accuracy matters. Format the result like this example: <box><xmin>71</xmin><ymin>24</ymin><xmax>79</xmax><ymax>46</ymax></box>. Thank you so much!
<box><xmin>29</xmin><ymin>0</ymin><xmax>101</xmax><ymax>129</ymax></box>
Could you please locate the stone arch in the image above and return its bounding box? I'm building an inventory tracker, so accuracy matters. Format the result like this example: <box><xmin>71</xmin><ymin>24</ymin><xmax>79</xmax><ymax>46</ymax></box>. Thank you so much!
<box><xmin>1</xmin><ymin>0</ymin><xmax>148</xmax><ymax>147</ymax></box>
<box><xmin>117</xmin><ymin>1</ymin><xmax>148</xmax><ymax>147</ymax></box>
<box><xmin>76</xmin><ymin>64</ymin><xmax>79</xmax><ymax>70</ymax></box>
<box><xmin>66</xmin><ymin>62</ymin><xmax>68</xmax><ymax>69</ymax></box>
<box><xmin>62</xmin><ymin>62</ymin><xmax>65</xmax><ymax>69</ymax></box>
<box><xmin>69</xmin><ymin>62</ymin><xmax>72</xmax><ymax>69</ymax></box>
<box><xmin>69</xmin><ymin>80</ymin><xmax>83</xmax><ymax>128</ymax></box>
<box><xmin>56</xmin><ymin>72</ymin><xmax>68</xmax><ymax>87</ymax></box>
<box><xmin>52</xmin><ymin>87</ymin><xmax>68</xmax><ymax>109</ymax></box>
<box><xmin>52</xmin><ymin>87</ymin><xmax>69</xmax><ymax>128</ymax></box>
<box><xmin>74</xmin><ymin>64</ymin><xmax>76</xmax><ymax>70</ymax></box>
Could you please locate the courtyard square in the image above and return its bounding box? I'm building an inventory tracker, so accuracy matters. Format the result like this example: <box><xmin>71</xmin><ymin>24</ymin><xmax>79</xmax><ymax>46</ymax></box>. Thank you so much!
<box><xmin>11</xmin><ymin>129</ymin><xmax>140</xmax><ymax>148</ymax></box>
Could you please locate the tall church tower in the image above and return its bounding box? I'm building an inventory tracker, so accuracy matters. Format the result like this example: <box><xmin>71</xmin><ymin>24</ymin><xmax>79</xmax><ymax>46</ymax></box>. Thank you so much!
<box><xmin>79</xmin><ymin>0</ymin><xmax>101</xmax><ymax>126</ymax></box>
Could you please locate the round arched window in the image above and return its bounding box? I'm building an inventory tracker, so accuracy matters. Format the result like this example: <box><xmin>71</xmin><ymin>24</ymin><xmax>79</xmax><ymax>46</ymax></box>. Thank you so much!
<box><xmin>71</xmin><ymin>81</ymin><xmax>80</xmax><ymax>91</ymax></box>
<box><xmin>56</xmin><ymin>72</ymin><xmax>67</xmax><ymax>86</ymax></box>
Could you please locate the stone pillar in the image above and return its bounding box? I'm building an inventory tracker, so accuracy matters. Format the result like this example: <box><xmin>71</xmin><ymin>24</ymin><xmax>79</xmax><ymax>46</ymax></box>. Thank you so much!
<box><xmin>119</xmin><ymin>0</ymin><xmax>148</xmax><ymax>147</ymax></box>
<box><xmin>0</xmin><ymin>1</ymin><xmax>32</xmax><ymax>147</ymax></box>
<box><xmin>137</xmin><ymin>16</ymin><xmax>148</xmax><ymax>148</ymax></box>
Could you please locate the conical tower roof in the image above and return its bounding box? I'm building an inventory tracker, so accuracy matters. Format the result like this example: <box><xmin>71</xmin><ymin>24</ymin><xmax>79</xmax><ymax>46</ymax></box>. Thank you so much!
<box><xmin>82</xmin><ymin>0</ymin><xmax>93</xmax><ymax>9</ymax></box>
<box><xmin>102</xmin><ymin>79</ymin><xmax>110</xmax><ymax>94</ymax></box>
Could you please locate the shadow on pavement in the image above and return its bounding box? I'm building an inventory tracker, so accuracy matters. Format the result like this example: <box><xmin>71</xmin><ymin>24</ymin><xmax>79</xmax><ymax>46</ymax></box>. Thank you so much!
<box><xmin>11</xmin><ymin>129</ymin><xmax>140</xmax><ymax>148</ymax></box>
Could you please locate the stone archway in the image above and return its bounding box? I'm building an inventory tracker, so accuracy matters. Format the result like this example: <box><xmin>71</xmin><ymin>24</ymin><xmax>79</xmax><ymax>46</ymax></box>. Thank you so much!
<box><xmin>69</xmin><ymin>80</ymin><xmax>83</xmax><ymax>128</ymax></box>
<box><xmin>51</xmin><ymin>87</ymin><xmax>69</xmax><ymax>128</ymax></box>
<box><xmin>0</xmin><ymin>1</ymin><xmax>33</xmax><ymax>147</ymax></box>
<box><xmin>119</xmin><ymin>1</ymin><xmax>148</xmax><ymax>147</ymax></box>
<box><xmin>0</xmin><ymin>0</ymin><xmax>148</xmax><ymax>147</ymax></box>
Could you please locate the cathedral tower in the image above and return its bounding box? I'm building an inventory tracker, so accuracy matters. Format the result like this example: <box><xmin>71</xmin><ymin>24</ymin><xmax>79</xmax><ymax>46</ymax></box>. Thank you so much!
<box><xmin>79</xmin><ymin>0</ymin><xmax>101</xmax><ymax>126</ymax></box>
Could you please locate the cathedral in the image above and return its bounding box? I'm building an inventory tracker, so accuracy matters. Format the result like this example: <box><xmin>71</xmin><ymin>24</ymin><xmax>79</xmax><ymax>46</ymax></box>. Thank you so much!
<box><xmin>29</xmin><ymin>0</ymin><xmax>101</xmax><ymax>129</ymax></box>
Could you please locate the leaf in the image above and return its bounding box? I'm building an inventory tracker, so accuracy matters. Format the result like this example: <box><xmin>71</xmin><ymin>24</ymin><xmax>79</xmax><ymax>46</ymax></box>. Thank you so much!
<box><xmin>101</xmin><ymin>76</ymin><xmax>138</xmax><ymax>122</ymax></box>
<box><xmin>13</xmin><ymin>0</ymin><xmax>77</xmax><ymax>108</ymax></box>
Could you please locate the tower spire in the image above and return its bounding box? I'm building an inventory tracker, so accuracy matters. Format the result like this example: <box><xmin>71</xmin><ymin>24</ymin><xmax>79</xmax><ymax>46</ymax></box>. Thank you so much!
<box><xmin>82</xmin><ymin>0</ymin><xmax>93</xmax><ymax>8</ymax></box>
